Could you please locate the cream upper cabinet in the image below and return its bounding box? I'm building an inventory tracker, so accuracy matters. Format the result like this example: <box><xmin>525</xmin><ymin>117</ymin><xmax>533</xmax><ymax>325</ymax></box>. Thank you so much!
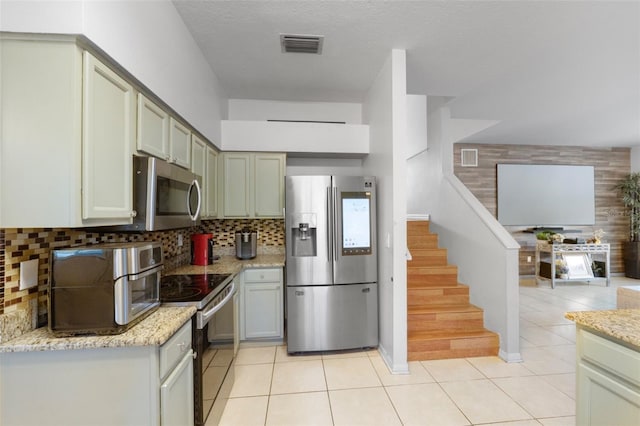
<box><xmin>220</xmin><ymin>152</ymin><xmax>285</xmax><ymax>218</ymax></box>
<box><xmin>190</xmin><ymin>134</ymin><xmax>207</xmax><ymax>215</ymax></box>
<box><xmin>82</xmin><ymin>51</ymin><xmax>134</xmax><ymax>220</ymax></box>
<box><xmin>205</xmin><ymin>146</ymin><xmax>219</xmax><ymax>218</ymax></box>
<box><xmin>222</xmin><ymin>153</ymin><xmax>252</xmax><ymax>217</ymax></box>
<box><xmin>254</xmin><ymin>153</ymin><xmax>285</xmax><ymax>217</ymax></box>
<box><xmin>0</xmin><ymin>36</ymin><xmax>134</xmax><ymax>227</ymax></box>
<box><xmin>137</xmin><ymin>93</ymin><xmax>170</xmax><ymax>160</ymax></box>
<box><xmin>170</xmin><ymin>118</ymin><xmax>191</xmax><ymax>169</ymax></box>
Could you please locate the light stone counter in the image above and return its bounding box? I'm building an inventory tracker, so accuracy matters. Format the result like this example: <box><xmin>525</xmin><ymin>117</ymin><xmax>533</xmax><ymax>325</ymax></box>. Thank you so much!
<box><xmin>565</xmin><ymin>309</ymin><xmax>640</xmax><ymax>350</ymax></box>
<box><xmin>166</xmin><ymin>254</ymin><xmax>285</xmax><ymax>277</ymax></box>
<box><xmin>0</xmin><ymin>306</ymin><xmax>196</xmax><ymax>353</ymax></box>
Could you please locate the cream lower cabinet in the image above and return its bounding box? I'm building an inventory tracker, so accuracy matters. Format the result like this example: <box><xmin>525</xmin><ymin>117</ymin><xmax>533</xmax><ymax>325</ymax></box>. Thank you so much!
<box><xmin>221</xmin><ymin>152</ymin><xmax>285</xmax><ymax>218</ymax></box>
<box><xmin>576</xmin><ymin>327</ymin><xmax>640</xmax><ymax>425</ymax></box>
<box><xmin>1</xmin><ymin>35</ymin><xmax>134</xmax><ymax>227</ymax></box>
<box><xmin>241</xmin><ymin>268</ymin><xmax>284</xmax><ymax>340</ymax></box>
<box><xmin>0</xmin><ymin>321</ymin><xmax>194</xmax><ymax>426</ymax></box>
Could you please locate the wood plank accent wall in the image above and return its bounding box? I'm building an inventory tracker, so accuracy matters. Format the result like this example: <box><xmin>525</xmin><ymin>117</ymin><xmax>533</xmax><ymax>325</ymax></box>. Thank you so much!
<box><xmin>453</xmin><ymin>144</ymin><xmax>630</xmax><ymax>276</ymax></box>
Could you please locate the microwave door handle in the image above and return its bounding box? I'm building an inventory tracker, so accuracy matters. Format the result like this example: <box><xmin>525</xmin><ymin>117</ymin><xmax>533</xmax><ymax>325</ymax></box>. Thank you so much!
<box><xmin>188</xmin><ymin>179</ymin><xmax>202</xmax><ymax>221</ymax></box>
<box><xmin>199</xmin><ymin>281</ymin><xmax>236</xmax><ymax>327</ymax></box>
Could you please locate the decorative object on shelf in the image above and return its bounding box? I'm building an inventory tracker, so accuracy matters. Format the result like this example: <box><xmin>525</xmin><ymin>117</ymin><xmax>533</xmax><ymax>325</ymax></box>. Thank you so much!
<box><xmin>550</xmin><ymin>233</ymin><xmax>565</xmax><ymax>244</ymax></box>
<box><xmin>555</xmin><ymin>258</ymin><xmax>569</xmax><ymax>279</ymax></box>
<box><xmin>536</xmin><ymin>231</ymin><xmax>553</xmax><ymax>241</ymax></box>
<box><xmin>615</xmin><ymin>173</ymin><xmax>640</xmax><ymax>278</ymax></box>
<box><xmin>587</xmin><ymin>228</ymin><xmax>605</xmax><ymax>244</ymax></box>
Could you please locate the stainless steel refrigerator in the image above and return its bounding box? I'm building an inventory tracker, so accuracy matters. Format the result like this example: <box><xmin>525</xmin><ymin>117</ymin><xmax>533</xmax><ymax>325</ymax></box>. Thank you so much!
<box><xmin>285</xmin><ymin>175</ymin><xmax>378</xmax><ymax>353</ymax></box>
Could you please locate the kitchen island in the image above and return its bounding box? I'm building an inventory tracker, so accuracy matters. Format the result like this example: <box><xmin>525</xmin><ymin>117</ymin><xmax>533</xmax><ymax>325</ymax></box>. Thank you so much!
<box><xmin>0</xmin><ymin>306</ymin><xmax>196</xmax><ymax>426</ymax></box>
<box><xmin>566</xmin><ymin>309</ymin><xmax>640</xmax><ymax>426</ymax></box>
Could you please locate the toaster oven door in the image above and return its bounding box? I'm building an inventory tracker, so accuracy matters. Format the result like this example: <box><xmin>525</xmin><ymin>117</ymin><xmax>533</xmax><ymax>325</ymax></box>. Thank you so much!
<box><xmin>114</xmin><ymin>266</ymin><xmax>161</xmax><ymax>325</ymax></box>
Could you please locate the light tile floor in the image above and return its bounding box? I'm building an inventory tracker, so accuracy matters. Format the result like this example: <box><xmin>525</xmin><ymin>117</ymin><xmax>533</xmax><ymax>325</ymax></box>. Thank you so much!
<box><xmin>204</xmin><ymin>276</ymin><xmax>636</xmax><ymax>425</ymax></box>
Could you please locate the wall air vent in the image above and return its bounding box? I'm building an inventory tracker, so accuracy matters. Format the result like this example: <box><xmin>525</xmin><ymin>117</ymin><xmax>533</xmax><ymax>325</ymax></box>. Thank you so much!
<box><xmin>461</xmin><ymin>149</ymin><xmax>478</xmax><ymax>167</ymax></box>
<box><xmin>280</xmin><ymin>34</ymin><xmax>324</xmax><ymax>54</ymax></box>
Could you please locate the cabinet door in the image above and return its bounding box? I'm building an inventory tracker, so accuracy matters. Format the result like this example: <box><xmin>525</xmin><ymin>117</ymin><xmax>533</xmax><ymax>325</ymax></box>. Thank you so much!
<box><xmin>205</xmin><ymin>147</ymin><xmax>219</xmax><ymax>218</ymax></box>
<box><xmin>137</xmin><ymin>93</ymin><xmax>169</xmax><ymax>160</ymax></box>
<box><xmin>244</xmin><ymin>282</ymin><xmax>283</xmax><ymax>339</ymax></box>
<box><xmin>82</xmin><ymin>51</ymin><xmax>134</xmax><ymax>220</ymax></box>
<box><xmin>170</xmin><ymin>118</ymin><xmax>191</xmax><ymax>169</ymax></box>
<box><xmin>160</xmin><ymin>351</ymin><xmax>195</xmax><ymax>426</ymax></box>
<box><xmin>577</xmin><ymin>362</ymin><xmax>640</xmax><ymax>425</ymax></box>
<box><xmin>254</xmin><ymin>153</ymin><xmax>285</xmax><ymax>217</ymax></box>
<box><xmin>191</xmin><ymin>134</ymin><xmax>207</xmax><ymax>216</ymax></box>
<box><xmin>223</xmin><ymin>153</ymin><xmax>251</xmax><ymax>217</ymax></box>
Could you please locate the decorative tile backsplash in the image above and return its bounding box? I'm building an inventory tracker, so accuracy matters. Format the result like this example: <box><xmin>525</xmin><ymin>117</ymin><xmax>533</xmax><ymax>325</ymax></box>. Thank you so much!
<box><xmin>0</xmin><ymin>219</ymin><xmax>284</xmax><ymax>321</ymax></box>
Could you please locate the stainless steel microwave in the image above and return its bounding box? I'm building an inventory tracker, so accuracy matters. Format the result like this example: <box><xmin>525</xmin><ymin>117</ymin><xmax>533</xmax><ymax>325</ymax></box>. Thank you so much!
<box><xmin>118</xmin><ymin>156</ymin><xmax>201</xmax><ymax>231</ymax></box>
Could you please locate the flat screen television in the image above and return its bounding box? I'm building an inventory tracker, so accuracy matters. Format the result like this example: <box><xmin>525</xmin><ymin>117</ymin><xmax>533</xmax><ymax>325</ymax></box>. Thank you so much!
<box><xmin>497</xmin><ymin>164</ymin><xmax>595</xmax><ymax>227</ymax></box>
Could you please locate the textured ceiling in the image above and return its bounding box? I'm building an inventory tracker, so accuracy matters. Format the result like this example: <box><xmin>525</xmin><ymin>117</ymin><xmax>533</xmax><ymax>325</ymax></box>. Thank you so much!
<box><xmin>172</xmin><ymin>0</ymin><xmax>640</xmax><ymax>147</ymax></box>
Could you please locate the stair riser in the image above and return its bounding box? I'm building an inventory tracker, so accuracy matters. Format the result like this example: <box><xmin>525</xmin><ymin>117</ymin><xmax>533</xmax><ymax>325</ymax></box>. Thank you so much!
<box><xmin>407</xmin><ymin>236</ymin><xmax>438</xmax><ymax>249</ymax></box>
<box><xmin>407</xmin><ymin>221</ymin><xmax>430</xmax><ymax>234</ymax></box>
<box><xmin>407</xmin><ymin>335</ymin><xmax>499</xmax><ymax>354</ymax></box>
<box><xmin>408</xmin><ymin>274</ymin><xmax>459</xmax><ymax>286</ymax></box>
<box><xmin>407</xmin><ymin>346</ymin><xmax>499</xmax><ymax>361</ymax></box>
<box><xmin>408</xmin><ymin>257</ymin><xmax>448</xmax><ymax>267</ymax></box>
<box><xmin>408</xmin><ymin>316</ymin><xmax>485</xmax><ymax>332</ymax></box>
<box><xmin>408</xmin><ymin>291</ymin><xmax>470</xmax><ymax>307</ymax></box>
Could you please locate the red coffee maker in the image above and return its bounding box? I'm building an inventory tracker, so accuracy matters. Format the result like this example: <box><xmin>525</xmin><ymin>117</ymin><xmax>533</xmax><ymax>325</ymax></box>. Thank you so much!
<box><xmin>191</xmin><ymin>233</ymin><xmax>214</xmax><ymax>265</ymax></box>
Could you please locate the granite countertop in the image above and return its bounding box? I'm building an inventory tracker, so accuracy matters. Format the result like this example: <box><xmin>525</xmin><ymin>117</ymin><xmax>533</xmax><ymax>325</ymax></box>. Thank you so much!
<box><xmin>565</xmin><ymin>309</ymin><xmax>640</xmax><ymax>350</ymax></box>
<box><xmin>166</xmin><ymin>254</ymin><xmax>285</xmax><ymax>276</ymax></box>
<box><xmin>0</xmin><ymin>306</ymin><xmax>196</xmax><ymax>353</ymax></box>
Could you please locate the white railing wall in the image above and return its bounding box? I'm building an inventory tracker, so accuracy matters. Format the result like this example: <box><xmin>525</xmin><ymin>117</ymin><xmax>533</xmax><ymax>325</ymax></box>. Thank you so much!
<box><xmin>420</xmin><ymin>107</ymin><xmax>522</xmax><ymax>362</ymax></box>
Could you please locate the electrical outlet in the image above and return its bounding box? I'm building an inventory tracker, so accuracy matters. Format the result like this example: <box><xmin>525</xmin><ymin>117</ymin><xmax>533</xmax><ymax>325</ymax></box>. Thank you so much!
<box><xmin>177</xmin><ymin>234</ymin><xmax>183</xmax><ymax>247</ymax></box>
<box><xmin>527</xmin><ymin>256</ymin><xmax>532</xmax><ymax>263</ymax></box>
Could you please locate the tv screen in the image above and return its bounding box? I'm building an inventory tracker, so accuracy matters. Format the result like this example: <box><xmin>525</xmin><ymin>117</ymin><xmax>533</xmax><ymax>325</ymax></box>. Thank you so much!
<box><xmin>497</xmin><ymin>164</ymin><xmax>595</xmax><ymax>226</ymax></box>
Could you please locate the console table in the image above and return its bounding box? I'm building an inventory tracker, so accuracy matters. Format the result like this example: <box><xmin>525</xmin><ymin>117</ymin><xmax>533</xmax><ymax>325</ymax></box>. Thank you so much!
<box><xmin>535</xmin><ymin>241</ymin><xmax>610</xmax><ymax>289</ymax></box>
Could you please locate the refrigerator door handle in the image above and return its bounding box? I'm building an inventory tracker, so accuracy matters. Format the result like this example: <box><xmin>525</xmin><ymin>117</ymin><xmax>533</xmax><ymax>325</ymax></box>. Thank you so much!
<box><xmin>327</xmin><ymin>186</ymin><xmax>333</xmax><ymax>261</ymax></box>
<box><xmin>332</xmin><ymin>186</ymin><xmax>339</xmax><ymax>262</ymax></box>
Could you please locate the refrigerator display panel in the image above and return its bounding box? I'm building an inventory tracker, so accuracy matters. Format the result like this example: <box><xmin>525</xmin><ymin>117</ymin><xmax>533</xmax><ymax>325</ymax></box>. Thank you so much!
<box><xmin>341</xmin><ymin>192</ymin><xmax>372</xmax><ymax>255</ymax></box>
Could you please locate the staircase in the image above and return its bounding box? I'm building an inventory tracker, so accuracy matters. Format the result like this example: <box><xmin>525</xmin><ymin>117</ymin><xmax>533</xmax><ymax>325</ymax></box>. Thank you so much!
<box><xmin>407</xmin><ymin>220</ymin><xmax>499</xmax><ymax>360</ymax></box>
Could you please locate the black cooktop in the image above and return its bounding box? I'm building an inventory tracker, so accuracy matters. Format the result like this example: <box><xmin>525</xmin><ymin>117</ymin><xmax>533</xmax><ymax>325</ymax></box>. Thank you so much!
<box><xmin>160</xmin><ymin>274</ymin><xmax>231</xmax><ymax>306</ymax></box>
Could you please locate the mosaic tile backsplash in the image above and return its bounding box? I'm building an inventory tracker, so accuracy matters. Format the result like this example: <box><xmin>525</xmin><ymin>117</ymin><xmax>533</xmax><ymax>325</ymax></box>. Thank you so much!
<box><xmin>0</xmin><ymin>219</ymin><xmax>284</xmax><ymax>325</ymax></box>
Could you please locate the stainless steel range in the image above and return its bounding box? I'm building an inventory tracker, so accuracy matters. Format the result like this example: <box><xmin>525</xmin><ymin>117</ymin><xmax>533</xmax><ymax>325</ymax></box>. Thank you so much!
<box><xmin>160</xmin><ymin>273</ymin><xmax>237</xmax><ymax>426</ymax></box>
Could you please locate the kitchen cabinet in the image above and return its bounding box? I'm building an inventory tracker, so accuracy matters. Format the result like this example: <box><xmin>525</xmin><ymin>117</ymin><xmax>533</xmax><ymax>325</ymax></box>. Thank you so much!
<box><xmin>82</xmin><ymin>51</ymin><xmax>135</xmax><ymax>220</ymax></box>
<box><xmin>191</xmin><ymin>134</ymin><xmax>207</xmax><ymax>214</ymax></box>
<box><xmin>241</xmin><ymin>268</ymin><xmax>284</xmax><ymax>340</ymax></box>
<box><xmin>576</xmin><ymin>327</ymin><xmax>640</xmax><ymax>425</ymax></box>
<box><xmin>0</xmin><ymin>319</ymin><xmax>194</xmax><ymax>426</ymax></box>
<box><xmin>170</xmin><ymin>118</ymin><xmax>191</xmax><ymax>169</ymax></box>
<box><xmin>0</xmin><ymin>35</ymin><xmax>134</xmax><ymax>227</ymax></box>
<box><xmin>205</xmin><ymin>146</ymin><xmax>219</xmax><ymax>218</ymax></box>
<box><xmin>137</xmin><ymin>93</ymin><xmax>170</xmax><ymax>160</ymax></box>
<box><xmin>220</xmin><ymin>152</ymin><xmax>285</xmax><ymax>218</ymax></box>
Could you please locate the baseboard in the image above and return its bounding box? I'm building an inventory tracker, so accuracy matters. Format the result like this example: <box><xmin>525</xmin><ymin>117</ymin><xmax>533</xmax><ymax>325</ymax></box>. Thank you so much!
<box><xmin>378</xmin><ymin>344</ymin><xmax>410</xmax><ymax>374</ymax></box>
<box><xmin>499</xmin><ymin>349</ymin><xmax>523</xmax><ymax>363</ymax></box>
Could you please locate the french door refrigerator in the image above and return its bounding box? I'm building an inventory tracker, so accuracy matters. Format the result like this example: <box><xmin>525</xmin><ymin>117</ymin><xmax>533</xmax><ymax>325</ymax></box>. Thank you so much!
<box><xmin>285</xmin><ymin>175</ymin><xmax>378</xmax><ymax>353</ymax></box>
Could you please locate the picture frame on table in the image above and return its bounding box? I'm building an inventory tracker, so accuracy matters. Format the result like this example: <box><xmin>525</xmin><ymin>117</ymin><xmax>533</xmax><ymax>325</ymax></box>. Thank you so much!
<box><xmin>564</xmin><ymin>253</ymin><xmax>594</xmax><ymax>279</ymax></box>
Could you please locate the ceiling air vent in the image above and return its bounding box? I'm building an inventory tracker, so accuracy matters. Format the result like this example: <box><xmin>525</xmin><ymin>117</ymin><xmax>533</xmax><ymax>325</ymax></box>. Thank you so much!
<box><xmin>280</xmin><ymin>34</ymin><xmax>324</xmax><ymax>54</ymax></box>
<box><xmin>460</xmin><ymin>149</ymin><xmax>478</xmax><ymax>167</ymax></box>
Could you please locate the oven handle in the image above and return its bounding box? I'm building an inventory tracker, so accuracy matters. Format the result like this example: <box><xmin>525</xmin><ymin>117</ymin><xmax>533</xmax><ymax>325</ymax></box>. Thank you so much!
<box><xmin>198</xmin><ymin>281</ymin><xmax>236</xmax><ymax>328</ymax></box>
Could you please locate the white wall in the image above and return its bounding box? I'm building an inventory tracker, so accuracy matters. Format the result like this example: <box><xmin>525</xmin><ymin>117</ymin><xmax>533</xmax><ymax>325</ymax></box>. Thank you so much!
<box><xmin>362</xmin><ymin>49</ymin><xmax>408</xmax><ymax>374</ymax></box>
<box><xmin>631</xmin><ymin>146</ymin><xmax>640</xmax><ymax>172</ymax></box>
<box><xmin>228</xmin><ymin>99</ymin><xmax>362</xmax><ymax>124</ymax></box>
<box><xmin>286</xmin><ymin>158</ymin><xmax>363</xmax><ymax>176</ymax></box>
<box><xmin>221</xmin><ymin>120</ymin><xmax>369</xmax><ymax>154</ymax></box>
<box><xmin>407</xmin><ymin>94</ymin><xmax>428</xmax><ymax>215</ymax></box>
<box><xmin>1</xmin><ymin>0</ymin><xmax>227</xmax><ymax>146</ymax></box>
<box><xmin>424</xmin><ymin>107</ymin><xmax>522</xmax><ymax>362</ymax></box>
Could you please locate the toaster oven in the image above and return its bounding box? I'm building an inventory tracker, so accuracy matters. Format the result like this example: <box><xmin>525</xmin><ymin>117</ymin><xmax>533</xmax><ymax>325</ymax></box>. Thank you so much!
<box><xmin>48</xmin><ymin>241</ymin><xmax>163</xmax><ymax>336</ymax></box>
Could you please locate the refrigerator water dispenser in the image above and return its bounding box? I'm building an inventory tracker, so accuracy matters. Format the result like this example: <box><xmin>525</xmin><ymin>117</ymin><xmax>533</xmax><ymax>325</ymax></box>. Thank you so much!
<box><xmin>291</xmin><ymin>213</ymin><xmax>317</xmax><ymax>257</ymax></box>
